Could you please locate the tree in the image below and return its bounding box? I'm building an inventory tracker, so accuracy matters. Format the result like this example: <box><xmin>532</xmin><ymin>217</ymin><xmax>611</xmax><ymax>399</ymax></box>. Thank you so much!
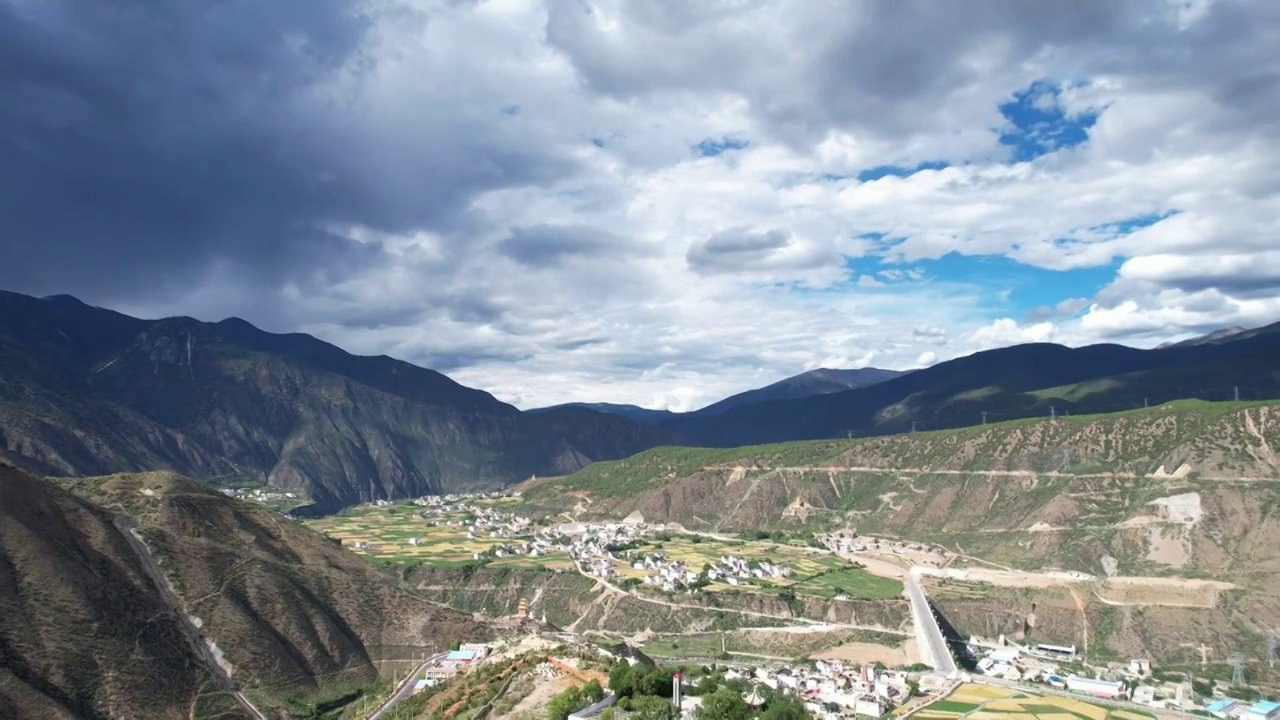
<box><xmin>547</xmin><ymin>687</ymin><xmax>586</xmax><ymax>720</ymax></box>
<box><xmin>609</xmin><ymin>663</ymin><xmax>635</xmax><ymax>698</ymax></box>
<box><xmin>583</xmin><ymin>679</ymin><xmax>605</xmax><ymax>704</ymax></box>
<box><xmin>629</xmin><ymin>695</ymin><xmax>678</xmax><ymax>720</ymax></box>
<box><xmin>759</xmin><ymin>697</ymin><xmax>809</xmax><ymax>720</ymax></box>
<box><xmin>450</xmin><ymin>641</ymin><xmax>461</xmax><ymax>651</ymax></box>
<box><xmin>695</xmin><ymin>688</ymin><xmax>750</xmax><ymax>720</ymax></box>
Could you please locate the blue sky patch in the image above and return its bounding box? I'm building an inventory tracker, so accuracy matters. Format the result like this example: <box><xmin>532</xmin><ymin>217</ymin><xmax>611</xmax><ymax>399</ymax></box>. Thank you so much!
<box><xmin>857</xmin><ymin>160</ymin><xmax>949</xmax><ymax>182</ymax></box>
<box><xmin>1089</xmin><ymin>210</ymin><xmax>1178</xmax><ymax>236</ymax></box>
<box><xmin>998</xmin><ymin>80</ymin><xmax>1099</xmax><ymax>162</ymax></box>
<box><xmin>839</xmin><ymin>252</ymin><xmax>1119</xmax><ymax>318</ymax></box>
<box><xmin>913</xmin><ymin>253</ymin><xmax>1118</xmax><ymax>315</ymax></box>
<box><xmin>693</xmin><ymin>137</ymin><xmax>749</xmax><ymax>157</ymax></box>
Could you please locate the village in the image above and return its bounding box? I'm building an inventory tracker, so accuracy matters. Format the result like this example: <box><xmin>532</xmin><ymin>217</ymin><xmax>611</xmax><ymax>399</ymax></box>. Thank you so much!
<box><xmin>216</xmin><ymin>484</ymin><xmax>303</xmax><ymax>511</ymax></box>
<box><xmin>311</xmin><ymin>493</ymin><xmax>1280</xmax><ymax>720</ymax></box>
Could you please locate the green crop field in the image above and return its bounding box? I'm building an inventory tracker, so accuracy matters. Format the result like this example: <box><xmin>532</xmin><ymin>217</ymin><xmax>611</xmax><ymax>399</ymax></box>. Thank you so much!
<box><xmin>904</xmin><ymin>683</ymin><xmax>1154</xmax><ymax>720</ymax></box>
<box><xmin>791</xmin><ymin>566</ymin><xmax>903</xmax><ymax>599</ymax></box>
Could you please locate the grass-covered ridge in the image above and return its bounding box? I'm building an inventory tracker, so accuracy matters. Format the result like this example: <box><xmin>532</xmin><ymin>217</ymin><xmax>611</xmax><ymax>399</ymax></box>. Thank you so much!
<box><xmin>522</xmin><ymin>400</ymin><xmax>1280</xmax><ymax>505</ymax></box>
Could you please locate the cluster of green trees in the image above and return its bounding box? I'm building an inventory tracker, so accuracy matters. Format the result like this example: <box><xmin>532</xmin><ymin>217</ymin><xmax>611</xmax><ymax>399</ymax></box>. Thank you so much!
<box><xmin>601</xmin><ymin>662</ymin><xmax>810</xmax><ymax>720</ymax></box>
<box><xmin>608</xmin><ymin>663</ymin><xmax>675</xmax><ymax>699</ymax></box>
<box><xmin>547</xmin><ymin>680</ymin><xmax>606</xmax><ymax>720</ymax></box>
<box><xmin>693</xmin><ymin>686</ymin><xmax>809</xmax><ymax>720</ymax></box>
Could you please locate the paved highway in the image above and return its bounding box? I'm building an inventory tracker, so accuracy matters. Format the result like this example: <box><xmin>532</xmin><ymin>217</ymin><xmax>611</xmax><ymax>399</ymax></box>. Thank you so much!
<box><xmin>906</xmin><ymin>568</ymin><xmax>957</xmax><ymax>674</ymax></box>
<box><xmin>367</xmin><ymin>653</ymin><xmax>445</xmax><ymax>720</ymax></box>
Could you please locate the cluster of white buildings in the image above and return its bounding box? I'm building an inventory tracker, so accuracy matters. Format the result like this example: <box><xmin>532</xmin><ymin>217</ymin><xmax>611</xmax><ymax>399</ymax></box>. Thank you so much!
<box><xmin>819</xmin><ymin>531</ymin><xmax>950</xmax><ymax>565</ymax></box>
<box><xmin>411</xmin><ymin>491</ymin><xmax>514</xmax><ymax>507</ymax></box>
<box><xmin>218</xmin><ymin>486</ymin><xmax>298</xmax><ymax>504</ymax></box>
<box><xmin>633</xmin><ymin>553</ymin><xmax>699</xmax><ymax>591</ymax></box>
<box><xmin>709</xmin><ymin>554</ymin><xmax>794</xmax><ymax>583</ymax></box>
<box><xmin>720</xmin><ymin>660</ymin><xmax>912</xmax><ymax>719</ymax></box>
<box><xmin>542</xmin><ymin>519</ymin><xmax>659</xmax><ymax>578</ymax></box>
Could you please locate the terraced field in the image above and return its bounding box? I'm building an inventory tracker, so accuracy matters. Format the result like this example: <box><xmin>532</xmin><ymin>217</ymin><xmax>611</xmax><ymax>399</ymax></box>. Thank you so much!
<box><xmin>304</xmin><ymin>502</ymin><xmax>573</xmax><ymax>567</ymax></box>
<box><xmin>910</xmin><ymin>683</ymin><xmax>1154</xmax><ymax>720</ymax></box>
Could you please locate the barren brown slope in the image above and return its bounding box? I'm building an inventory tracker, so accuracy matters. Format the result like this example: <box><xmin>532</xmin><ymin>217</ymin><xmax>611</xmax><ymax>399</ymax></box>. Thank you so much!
<box><xmin>514</xmin><ymin>402</ymin><xmax>1280</xmax><ymax>666</ymax></box>
<box><xmin>0</xmin><ymin>464</ymin><xmax>242</xmax><ymax>720</ymax></box>
<box><xmin>50</xmin><ymin>470</ymin><xmax>490</xmax><ymax>712</ymax></box>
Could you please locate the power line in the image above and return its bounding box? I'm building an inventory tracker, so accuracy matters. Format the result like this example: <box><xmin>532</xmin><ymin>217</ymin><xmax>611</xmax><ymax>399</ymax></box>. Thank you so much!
<box><xmin>1231</xmin><ymin>651</ymin><xmax>1246</xmax><ymax>686</ymax></box>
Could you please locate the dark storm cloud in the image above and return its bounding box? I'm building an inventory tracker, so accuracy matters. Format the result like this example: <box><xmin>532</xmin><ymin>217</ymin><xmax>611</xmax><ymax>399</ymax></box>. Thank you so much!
<box><xmin>0</xmin><ymin>0</ymin><xmax>569</xmax><ymax>311</ymax></box>
<box><xmin>496</xmin><ymin>224</ymin><xmax>649</xmax><ymax>267</ymax></box>
<box><xmin>545</xmin><ymin>0</ymin><xmax>1280</xmax><ymax>147</ymax></box>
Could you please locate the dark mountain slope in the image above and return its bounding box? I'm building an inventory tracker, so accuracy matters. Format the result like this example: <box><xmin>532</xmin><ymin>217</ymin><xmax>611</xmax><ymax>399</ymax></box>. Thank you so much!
<box><xmin>691</xmin><ymin>367</ymin><xmax>907</xmax><ymax>415</ymax></box>
<box><xmin>0</xmin><ymin>463</ymin><xmax>487</xmax><ymax>718</ymax></box>
<box><xmin>665</xmin><ymin>326</ymin><xmax>1280</xmax><ymax>446</ymax></box>
<box><xmin>0</xmin><ymin>464</ymin><xmax>239</xmax><ymax>720</ymax></box>
<box><xmin>0</xmin><ymin>291</ymin><xmax>676</xmax><ymax>510</ymax></box>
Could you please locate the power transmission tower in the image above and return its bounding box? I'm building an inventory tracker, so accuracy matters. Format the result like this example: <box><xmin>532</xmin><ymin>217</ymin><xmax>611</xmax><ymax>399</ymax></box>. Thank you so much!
<box><xmin>910</xmin><ymin>421</ymin><xmax>917</xmax><ymax>433</ymax></box>
<box><xmin>1050</xmin><ymin>406</ymin><xmax>1056</xmax><ymax>421</ymax></box>
<box><xmin>1231</xmin><ymin>651</ymin><xmax>1246</xmax><ymax>686</ymax></box>
<box><xmin>1061</xmin><ymin>449</ymin><xmax>1071</xmax><ymax>472</ymax></box>
<box><xmin>1144</xmin><ymin>397</ymin><xmax>1149</xmax><ymax>409</ymax></box>
<box><xmin>1234</xmin><ymin>386</ymin><xmax>1240</xmax><ymax>402</ymax></box>
<box><xmin>981</xmin><ymin>411</ymin><xmax>987</xmax><ymax>425</ymax></box>
<box><xmin>1268</xmin><ymin>631</ymin><xmax>1278</xmax><ymax>668</ymax></box>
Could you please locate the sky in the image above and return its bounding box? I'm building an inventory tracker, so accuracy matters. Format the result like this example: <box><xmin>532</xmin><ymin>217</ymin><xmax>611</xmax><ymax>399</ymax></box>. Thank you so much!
<box><xmin>2</xmin><ymin>0</ymin><xmax>1279</xmax><ymax>412</ymax></box>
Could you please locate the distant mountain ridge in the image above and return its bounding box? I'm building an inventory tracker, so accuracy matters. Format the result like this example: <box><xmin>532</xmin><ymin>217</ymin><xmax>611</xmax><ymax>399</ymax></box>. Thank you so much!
<box><xmin>530</xmin><ymin>367</ymin><xmax>907</xmax><ymax>421</ymax></box>
<box><xmin>692</xmin><ymin>366</ymin><xmax>908</xmax><ymax>415</ymax></box>
<box><xmin>528</xmin><ymin>402</ymin><xmax>679</xmax><ymax>425</ymax></box>
<box><xmin>661</xmin><ymin>323</ymin><xmax>1280</xmax><ymax>447</ymax></box>
<box><xmin>0</xmin><ymin>290</ymin><xmax>675</xmax><ymax>511</ymax></box>
<box><xmin>2</xmin><ymin>288</ymin><xmax>1276</xmax><ymax>508</ymax></box>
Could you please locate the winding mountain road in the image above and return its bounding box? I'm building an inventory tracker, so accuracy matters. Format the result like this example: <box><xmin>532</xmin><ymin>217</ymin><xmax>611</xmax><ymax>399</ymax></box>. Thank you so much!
<box><xmin>112</xmin><ymin>516</ymin><xmax>268</xmax><ymax>720</ymax></box>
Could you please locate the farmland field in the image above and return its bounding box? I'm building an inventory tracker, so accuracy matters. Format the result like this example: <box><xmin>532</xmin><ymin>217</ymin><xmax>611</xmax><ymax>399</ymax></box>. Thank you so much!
<box><xmin>907</xmin><ymin>683</ymin><xmax>1155</xmax><ymax>720</ymax></box>
<box><xmin>303</xmin><ymin>501</ymin><xmax>567</xmax><ymax>566</ymax></box>
<box><xmin>305</xmin><ymin>505</ymin><xmax>902</xmax><ymax>599</ymax></box>
<box><xmin>617</xmin><ymin>536</ymin><xmax>903</xmax><ymax>599</ymax></box>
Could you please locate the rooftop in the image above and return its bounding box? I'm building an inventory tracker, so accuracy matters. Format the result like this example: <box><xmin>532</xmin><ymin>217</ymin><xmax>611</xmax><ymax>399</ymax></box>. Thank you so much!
<box><xmin>1248</xmin><ymin>701</ymin><xmax>1280</xmax><ymax>714</ymax></box>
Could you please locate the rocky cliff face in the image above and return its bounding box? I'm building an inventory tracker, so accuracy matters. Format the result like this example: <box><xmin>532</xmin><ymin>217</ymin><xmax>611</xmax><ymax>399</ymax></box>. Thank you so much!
<box><xmin>0</xmin><ymin>291</ymin><xmax>676</xmax><ymax>510</ymax></box>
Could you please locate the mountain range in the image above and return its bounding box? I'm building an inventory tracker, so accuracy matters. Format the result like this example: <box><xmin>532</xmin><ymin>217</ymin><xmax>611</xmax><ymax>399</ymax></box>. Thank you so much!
<box><xmin>530</xmin><ymin>367</ymin><xmax>907</xmax><ymax>424</ymax></box>
<box><xmin>659</xmin><ymin>323</ymin><xmax>1280</xmax><ymax>447</ymax></box>
<box><xmin>0</xmin><ymin>291</ymin><xmax>673</xmax><ymax>512</ymax></box>
<box><xmin>1</xmin><ymin>289</ymin><xmax>1278</xmax><ymax>510</ymax></box>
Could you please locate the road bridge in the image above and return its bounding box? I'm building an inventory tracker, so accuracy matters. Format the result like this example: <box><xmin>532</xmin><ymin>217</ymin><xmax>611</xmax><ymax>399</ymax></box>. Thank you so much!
<box><xmin>907</xmin><ymin>568</ymin><xmax>957</xmax><ymax>674</ymax></box>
